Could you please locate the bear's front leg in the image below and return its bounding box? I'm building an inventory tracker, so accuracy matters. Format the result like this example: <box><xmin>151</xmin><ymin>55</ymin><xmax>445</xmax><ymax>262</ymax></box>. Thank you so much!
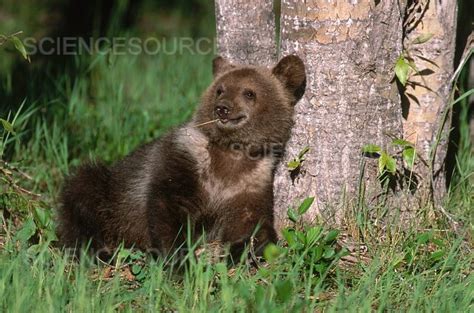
<box><xmin>219</xmin><ymin>206</ymin><xmax>277</xmax><ymax>261</ymax></box>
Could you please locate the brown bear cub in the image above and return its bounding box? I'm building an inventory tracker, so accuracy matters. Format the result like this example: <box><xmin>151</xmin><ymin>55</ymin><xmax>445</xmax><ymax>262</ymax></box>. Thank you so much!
<box><xmin>58</xmin><ymin>55</ymin><xmax>306</xmax><ymax>260</ymax></box>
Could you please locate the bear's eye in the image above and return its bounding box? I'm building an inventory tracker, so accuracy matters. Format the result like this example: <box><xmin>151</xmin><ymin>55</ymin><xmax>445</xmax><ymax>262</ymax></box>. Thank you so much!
<box><xmin>216</xmin><ymin>87</ymin><xmax>224</xmax><ymax>97</ymax></box>
<box><xmin>243</xmin><ymin>89</ymin><xmax>256</xmax><ymax>100</ymax></box>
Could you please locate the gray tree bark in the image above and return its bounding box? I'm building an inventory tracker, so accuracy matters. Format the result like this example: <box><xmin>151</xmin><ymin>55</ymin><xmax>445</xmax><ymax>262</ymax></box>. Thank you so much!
<box><xmin>401</xmin><ymin>0</ymin><xmax>457</xmax><ymax>204</ymax></box>
<box><xmin>214</xmin><ymin>0</ymin><xmax>277</xmax><ymax>66</ymax></box>
<box><xmin>214</xmin><ymin>0</ymin><xmax>459</xmax><ymax>233</ymax></box>
<box><xmin>273</xmin><ymin>0</ymin><xmax>406</xmax><ymax>231</ymax></box>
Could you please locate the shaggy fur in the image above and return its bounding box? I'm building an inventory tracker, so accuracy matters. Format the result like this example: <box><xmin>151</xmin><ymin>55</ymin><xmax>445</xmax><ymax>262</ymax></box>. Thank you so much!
<box><xmin>58</xmin><ymin>55</ymin><xmax>306</xmax><ymax>258</ymax></box>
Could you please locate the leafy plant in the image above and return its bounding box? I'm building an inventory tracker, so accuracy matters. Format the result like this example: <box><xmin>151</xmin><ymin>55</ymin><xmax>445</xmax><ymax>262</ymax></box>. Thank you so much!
<box><xmin>2</xmin><ymin>194</ymin><xmax>57</xmax><ymax>252</ymax></box>
<box><xmin>116</xmin><ymin>248</ymin><xmax>149</xmax><ymax>281</ymax></box>
<box><xmin>394</xmin><ymin>33</ymin><xmax>433</xmax><ymax>86</ymax></box>
<box><xmin>287</xmin><ymin>146</ymin><xmax>310</xmax><ymax>172</ymax></box>
<box><xmin>1</xmin><ymin>106</ymin><xmax>56</xmax><ymax>251</ymax></box>
<box><xmin>391</xmin><ymin>231</ymin><xmax>449</xmax><ymax>272</ymax></box>
<box><xmin>394</xmin><ymin>55</ymin><xmax>411</xmax><ymax>86</ymax></box>
<box><xmin>0</xmin><ymin>119</ymin><xmax>15</xmax><ymax>135</ymax></box>
<box><xmin>391</xmin><ymin>139</ymin><xmax>417</xmax><ymax>170</ymax></box>
<box><xmin>264</xmin><ymin>197</ymin><xmax>347</xmax><ymax>277</ymax></box>
<box><xmin>362</xmin><ymin>137</ymin><xmax>418</xmax><ymax>177</ymax></box>
<box><xmin>0</xmin><ymin>31</ymin><xmax>30</xmax><ymax>62</ymax></box>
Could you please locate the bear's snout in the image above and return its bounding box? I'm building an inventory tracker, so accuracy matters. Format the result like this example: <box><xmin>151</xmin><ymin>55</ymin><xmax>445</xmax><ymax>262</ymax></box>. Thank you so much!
<box><xmin>215</xmin><ymin>102</ymin><xmax>231</xmax><ymax>120</ymax></box>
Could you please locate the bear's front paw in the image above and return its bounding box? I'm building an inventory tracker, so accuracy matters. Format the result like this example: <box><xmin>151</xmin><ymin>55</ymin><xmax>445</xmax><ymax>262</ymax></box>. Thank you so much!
<box><xmin>194</xmin><ymin>240</ymin><xmax>226</xmax><ymax>264</ymax></box>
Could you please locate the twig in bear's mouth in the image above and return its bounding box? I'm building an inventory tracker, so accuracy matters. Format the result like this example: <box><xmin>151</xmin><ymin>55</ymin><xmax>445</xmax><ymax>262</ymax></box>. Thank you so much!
<box><xmin>195</xmin><ymin>119</ymin><xmax>219</xmax><ymax>127</ymax></box>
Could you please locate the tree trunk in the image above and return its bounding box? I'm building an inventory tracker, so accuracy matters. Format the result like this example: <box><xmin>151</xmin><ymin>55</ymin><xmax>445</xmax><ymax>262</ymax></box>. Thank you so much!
<box><xmin>401</xmin><ymin>0</ymin><xmax>457</xmax><ymax>203</ymax></box>
<box><xmin>214</xmin><ymin>0</ymin><xmax>276</xmax><ymax>66</ymax></box>
<box><xmin>214</xmin><ymin>0</ymin><xmax>459</xmax><ymax>233</ymax></box>
<box><xmin>273</xmin><ymin>0</ymin><xmax>406</xmax><ymax>231</ymax></box>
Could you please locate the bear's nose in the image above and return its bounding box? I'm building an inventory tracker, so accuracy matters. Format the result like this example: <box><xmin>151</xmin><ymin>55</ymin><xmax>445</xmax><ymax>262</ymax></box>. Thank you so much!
<box><xmin>215</xmin><ymin>104</ymin><xmax>231</xmax><ymax>119</ymax></box>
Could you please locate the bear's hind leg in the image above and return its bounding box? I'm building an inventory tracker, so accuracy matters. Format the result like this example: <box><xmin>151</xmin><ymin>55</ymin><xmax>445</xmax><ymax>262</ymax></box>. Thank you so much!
<box><xmin>57</xmin><ymin>163</ymin><xmax>112</xmax><ymax>252</ymax></box>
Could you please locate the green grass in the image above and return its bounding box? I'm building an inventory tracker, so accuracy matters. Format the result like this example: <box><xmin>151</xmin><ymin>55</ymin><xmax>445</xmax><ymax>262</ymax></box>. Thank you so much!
<box><xmin>1</xmin><ymin>6</ymin><xmax>473</xmax><ymax>312</ymax></box>
<box><xmin>2</xmin><ymin>50</ymin><xmax>212</xmax><ymax>197</ymax></box>
<box><xmin>0</xmin><ymin>47</ymin><xmax>472</xmax><ymax>312</ymax></box>
<box><xmin>0</xmin><ymin>224</ymin><xmax>472</xmax><ymax>312</ymax></box>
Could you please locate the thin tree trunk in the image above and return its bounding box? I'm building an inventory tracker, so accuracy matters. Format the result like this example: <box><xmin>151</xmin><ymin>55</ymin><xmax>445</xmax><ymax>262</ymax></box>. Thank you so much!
<box><xmin>401</xmin><ymin>0</ymin><xmax>457</xmax><ymax>204</ymax></box>
<box><xmin>273</xmin><ymin>0</ymin><xmax>405</xmax><ymax>231</ymax></box>
<box><xmin>214</xmin><ymin>0</ymin><xmax>276</xmax><ymax>66</ymax></box>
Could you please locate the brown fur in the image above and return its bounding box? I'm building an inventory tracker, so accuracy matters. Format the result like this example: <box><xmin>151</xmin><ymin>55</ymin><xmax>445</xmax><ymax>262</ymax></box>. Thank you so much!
<box><xmin>57</xmin><ymin>55</ymin><xmax>306</xmax><ymax>259</ymax></box>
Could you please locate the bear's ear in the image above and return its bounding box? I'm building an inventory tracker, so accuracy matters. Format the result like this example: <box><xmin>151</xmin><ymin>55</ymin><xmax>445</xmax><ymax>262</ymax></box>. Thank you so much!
<box><xmin>212</xmin><ymin>56</ymin><xmax>235</xmax><ymax>77</ymax></box>
<box><xmin>272</xmin><ymin>55</ymin><xmax>306</xmax><ymax>105</ymax></box>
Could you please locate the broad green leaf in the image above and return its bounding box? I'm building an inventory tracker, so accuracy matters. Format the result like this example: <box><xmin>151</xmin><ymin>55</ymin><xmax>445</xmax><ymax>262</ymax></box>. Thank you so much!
<box><xmin>44</xmin><ymin>229</ymin><xmax>58</xmax><ymax>242</ymax></box>
<box><xmin>287</xmin><ymin>160</ymin><xmax>301</xmax><ymax>170</ymax></box>
<box><xmin>275</xmin><ymin>280</ymin><xmax>293</xmax><ymax>303</ymax></box>
<box><xmin>379</xmin><ymin>152</ymin><xmax>396</xmax><ymax>174</ymax></box>
<box><xmin>0</xmin><ymin>118</ymin><xmax>15</xmax><ymax>134</ymax></box>
<box><xmin>323</xmin><ymin>247</ymin><xmax>336</xmax><ymax>259</ymax></box>
<box><xmin>395</xmin><ymin>56</ymin><xmax>410</xmax><ymax>86</ymax></box>
<box><xmin>312</xmin><ymin>245</ymin><xmax>324</xmax><ymax>261</ymax></box>
<box><xmin>324</xmin><ymin>230</ymin><xmax>339</xmax><ymax>243</ymax></box>
<box><xmin>297</xmin><ymin>197</ymin><xmax>314</xmax><ymax>215</ymax></box>
<box><xmin>402</xmin><ymin>147</ymin><xmax>415</xmax><ymax>169</ymax></box>
<box><xmin>362</xmin><ymin>144</ymin><xmax>381</xmax><ymax>154</ymax></box>
<box><xmin>314</xmin><ymin>263</ymin><xmax>328</xmax><ymax>274</ymax></box>
<box><xmin>416</xmin><ymin>231</ymin><xmax>431</xmax><ymax>244</ymax></box>
<box><xmin>135</xmin><ymin>271</ymin><xmax>147</xmax><ymax>281</ymax></box>
<box><xmin>385</xmin><ymin>154</ymin><xmax>397</xmax><ymax>174</ymax></box>
<box><xmin>11</xmin><ymin>36</ymin><xmax>29</xmax><ymax>61</ymax></box>
<box><xmin>392</xmin><ymin>138</ymin><xmax>413</xmax><ymax>147</ymax></box>
<box><xmin>296</xmin><ymin>231</ymin><xmax>306</xmax><ymax>244</ymax></box>
<box><xmin>131</xmin><ymin>264</ymin><xmax>142</xmax><ymax>275</ymax></box>
<box><xmin>378</xmin><ymin>152</ymin><xmax>387</xmax><ymax>173</ymax></box>
<box><xmin>431</xmin><ymin>238</ymin><xmax>445</xmax><ymax>247</ymax></box>
<box><xmin>263</xmin><ymin>243</ymin><xmax>282</xmax><ymax>262</ymax></box>
<box><xmin>34</xmin><ymin>207</ymin><xmax>50</xmax><ymax>228</ymax></box>
<box><xmin>412</xmin><ymin>33</ymin><xmax>434</xmax><ymax>45</ymax></box>
<box><xmin>287</xmin><ymin>208</ymin><xmax>299</xmax><ymax>223</ymax></box>
<box><xmin>15</xmin><ymin>218</ymin><xmax>37</xmax><ymax>242</ymax></box>
<box><xmin>305</xmin><ymin>226</ymin><xmax>322</xmax><ymax>246</ymax></box>
<box><xmin>288</xmin><ymin>147</ymin><xmax>310</xmax><ymax>170</ymax></box>
<box><xmin>282</xmin><ymin>228</ymin><xmax>298</xmax><ymax>247</ymax></box>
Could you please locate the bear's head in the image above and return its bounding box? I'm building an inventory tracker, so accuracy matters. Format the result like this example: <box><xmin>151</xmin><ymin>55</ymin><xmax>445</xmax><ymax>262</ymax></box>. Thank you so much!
<box><xmin>194</xmin><ymin>55</ymin><xmax>306</xmax><ymax>149</ymax></box>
